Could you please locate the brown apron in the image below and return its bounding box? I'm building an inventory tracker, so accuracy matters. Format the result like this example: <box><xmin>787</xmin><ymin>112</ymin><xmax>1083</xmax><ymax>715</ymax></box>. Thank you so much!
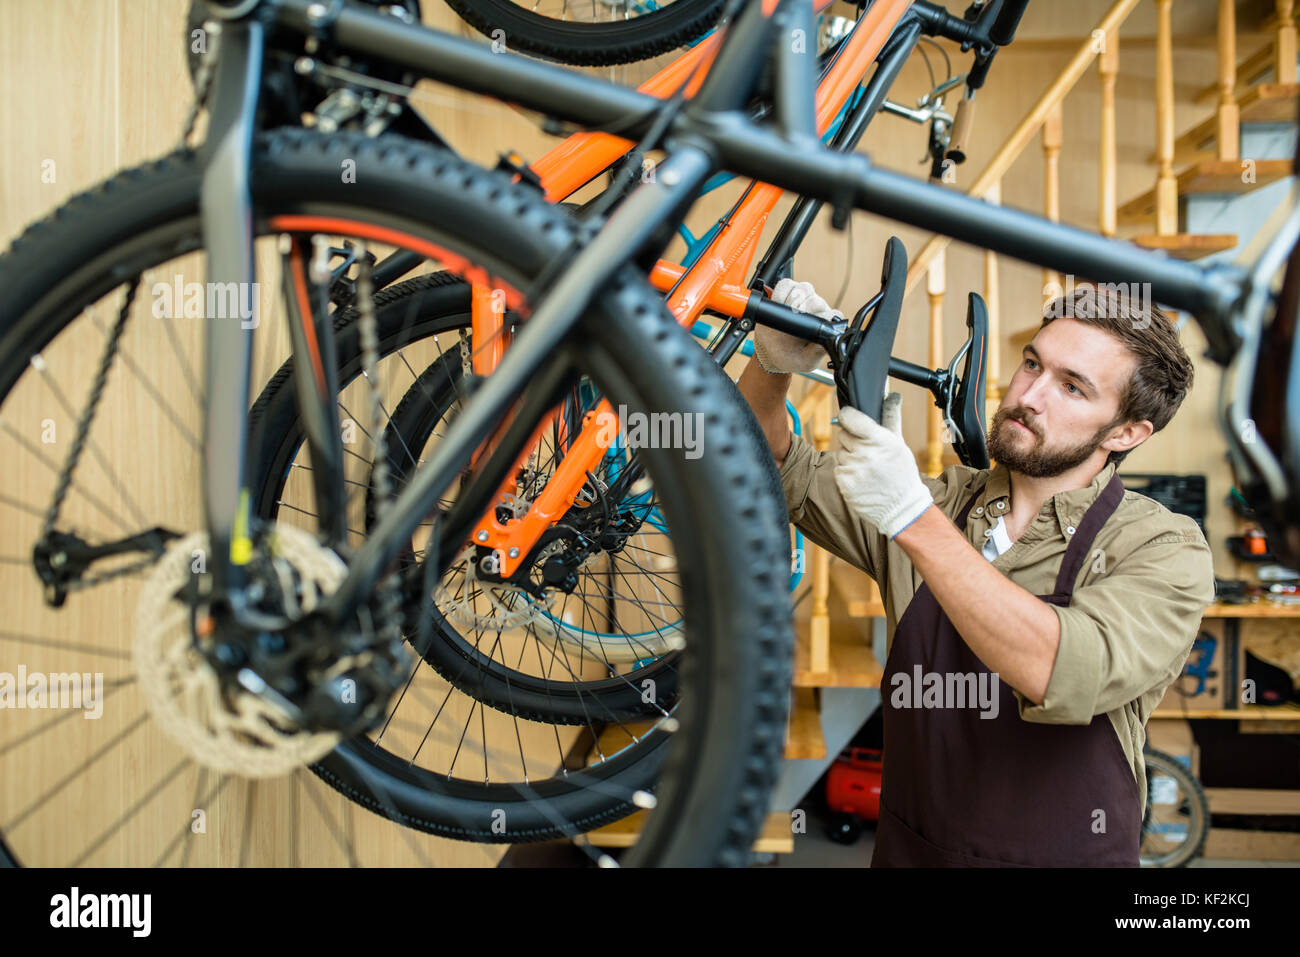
<box><xmin>871</xmin><ymin>473</ymin><xmax>1141</xmax><ymax>867</ymax></box>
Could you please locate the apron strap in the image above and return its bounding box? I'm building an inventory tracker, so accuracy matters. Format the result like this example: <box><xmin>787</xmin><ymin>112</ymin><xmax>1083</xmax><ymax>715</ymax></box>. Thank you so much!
<box><xmin>1049</xmin><ymin>472</ymin><xmax>1126</xmax><ymax>600</ymax></box>
<box><xmin>955</xmin><ymin>471</ymin><xmax>1125</xmax><ymax>601</ymax></box>
<box><xmin>954</xmin><ymin>484</ymin><xmax>983</xmax><ymax>532</ymax></box>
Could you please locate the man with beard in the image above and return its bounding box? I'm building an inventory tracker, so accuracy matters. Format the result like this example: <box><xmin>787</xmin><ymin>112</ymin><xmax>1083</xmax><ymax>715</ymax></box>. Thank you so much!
<box><xmin>738</xmin><ymin>280</ymin><xmax>1216</xmax><ymax>867</ymax></box>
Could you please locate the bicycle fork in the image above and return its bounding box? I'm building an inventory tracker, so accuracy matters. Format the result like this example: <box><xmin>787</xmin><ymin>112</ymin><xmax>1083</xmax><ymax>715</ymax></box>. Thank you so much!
<box><xmin>199</xmin><ymin>16</ymin><xmax>263</xmax><ymax>602</ymax></box>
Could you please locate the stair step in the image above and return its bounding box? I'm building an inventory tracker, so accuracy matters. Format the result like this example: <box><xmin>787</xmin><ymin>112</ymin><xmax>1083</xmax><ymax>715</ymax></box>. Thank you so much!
<box><xmin>1117</xmin><ymin>158</ymin><xmax>1293</xmax><ymax>225</ymax></box>
<box><xmin>1194</xmin><ymin>44</ymin><xmax>1279</xmax><ymax>104</ymax></box>
<box><xmin>1130</xmin><ymin>233</ymin><xmax>1239</xmax><ymax>260</ymax></box>
<box><xmin>585</xmin><ymin>809</ymin><xmax>794</xmax><ymax>852</ymax></box>
<box><xmin>793</xmin><ymin>622</ymin><xmax>882</xmax><ymax>688</ymax></box>
<box><xmin>784</xmin><ymin>687</ymin><xmax>826</xmax><ymax>760</ymax></box>
<box><xmin>829</xmin><ymin>560</ymin><xmax>886</xmax><ymax>618</ymax></box>
<box><xmin>1155</xmin><ymin>83</ymin><xmax>1300</xmax><ymax>165</ymax></box>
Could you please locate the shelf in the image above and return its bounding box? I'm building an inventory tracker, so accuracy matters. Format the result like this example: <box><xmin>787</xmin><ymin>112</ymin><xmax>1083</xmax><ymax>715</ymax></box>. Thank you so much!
<box><xmin>1204</xmin><ymin>787</ymin><xmax>1300</xmax><ymax>815</ymax></box>
<box><xmin>584</xmin><ymin>810</ymin><xmax>794</xmax><ymax>853</ymax></box>
<box><xmin>1203</xmin><ymin>601</ymin><xmax>1300</xmax><ymax>618</ymax></box>
<box><xmin>1150</xmin><ymin>702</ymin><xmax>1300</xmax><ymax>720</ymax></box>
<box><xmin>1205</xmin><ymin>827</ymin><xmax>1300</xmax><ymax>861</ymax></box>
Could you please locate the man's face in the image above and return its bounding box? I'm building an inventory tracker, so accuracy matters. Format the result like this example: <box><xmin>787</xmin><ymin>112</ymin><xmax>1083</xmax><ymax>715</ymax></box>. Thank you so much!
<box><xmin>987</xmin><ymin>318</ymin><xmax>1136</xmax><ymax>478</ymax></box>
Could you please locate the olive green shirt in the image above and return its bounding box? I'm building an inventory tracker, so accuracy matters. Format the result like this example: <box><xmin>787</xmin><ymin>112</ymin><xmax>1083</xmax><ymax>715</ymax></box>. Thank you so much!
<box><xmin>779</xmin><ymin>430</ymin><xmax>1217</xmax><ymax>815</ymax></box>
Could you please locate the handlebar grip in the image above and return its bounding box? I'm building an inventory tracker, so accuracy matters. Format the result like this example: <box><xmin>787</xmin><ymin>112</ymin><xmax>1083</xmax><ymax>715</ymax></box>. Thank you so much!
<box><xmin>946</xmin><ymin>94</ymin><xmax>975</xmax><ymax>165</ymax></box>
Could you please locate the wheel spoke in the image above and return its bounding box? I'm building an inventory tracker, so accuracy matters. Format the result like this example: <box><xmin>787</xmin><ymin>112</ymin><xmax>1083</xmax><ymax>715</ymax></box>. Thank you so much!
<box><xmin>68</xmin><ymin>757</ymin><xmax>192</xmax><ymax>867</ymax></box>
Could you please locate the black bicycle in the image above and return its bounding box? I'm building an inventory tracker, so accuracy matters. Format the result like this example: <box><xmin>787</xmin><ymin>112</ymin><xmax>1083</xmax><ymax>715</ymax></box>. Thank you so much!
<box><xmin>1</xmin><ymin>0</ymin><xmax>1295</xmax><ymax>867</ymax></box>
<box><xmin>443</xmin><ymin>0</ymin><xmax>729</xmax><ymax>65</ymax></box>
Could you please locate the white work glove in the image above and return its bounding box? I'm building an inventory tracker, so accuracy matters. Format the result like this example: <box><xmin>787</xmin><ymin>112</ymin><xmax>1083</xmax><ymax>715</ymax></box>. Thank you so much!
<box><xmin>833</xmin><ymin>393</ymin><xmax>934</xmax><ymax>540</ymax></box>
<box><xmin>753</xmin><ymin>278</ymin><xmax>839</xmax><ymax>374</ymax></box>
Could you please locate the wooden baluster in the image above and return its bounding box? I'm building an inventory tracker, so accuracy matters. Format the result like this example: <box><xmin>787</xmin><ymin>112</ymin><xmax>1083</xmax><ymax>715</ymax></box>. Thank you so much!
<box><xmin>1042</xmin><ymin>102</ymin><xmax>1063</xmax><ymax>297</ymax></box>
<box><xmin>926</xmin><ymin>249</ymin><xmax>945</xmax><ymax>478</ymax></box>
<box><xmin>984</xmin><ymin>180</ymin><xmax>1004</xmax><ymax>423</ymax></box>
<box><xmin>808</xmin><ymin>392</ymin><xmax>831</xmax><ymax>676</ymax></box>
<box><xmin>1218</xmin><ymin>0</ymin><xmax>1240</xmax><ymax>161</ymax></box>
<box><xmin>1155</xmin><ymin>0</ymin><xmax>1178</xmax><ymax>235</ymax></box>
<box><xmin>1278</xmin><ymin>1</ymin><xmax>1297</xmax><ymax>85</ymax></box>
<box><xmin>1099</xmin><ymin>30</ymin><xmax>1120</xmax><ymax>237</ymax></box>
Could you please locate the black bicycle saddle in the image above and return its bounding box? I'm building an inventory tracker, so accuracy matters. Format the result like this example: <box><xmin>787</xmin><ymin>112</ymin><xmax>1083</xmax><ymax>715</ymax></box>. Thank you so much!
<box><xmin>833</xmin><ymin>235</ymin><xmax>906</xmax><ymax>422</ymax></box>
<box><xmin>950</xmin><ymin>292</ymin><xmax>990</xmax><ymax>469</ymax></box>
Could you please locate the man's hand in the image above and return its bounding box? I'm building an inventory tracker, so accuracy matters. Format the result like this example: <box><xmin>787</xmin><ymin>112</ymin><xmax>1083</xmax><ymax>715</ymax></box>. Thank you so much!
<box><xmin>833</xmin><ymin>393</ymin><xmax>933</xmax><ymax>539</ymax></box>
<box><xmin>753</xmin><ymin>278</ymin><xmax>839</xmax><ymax>375</ymax></box>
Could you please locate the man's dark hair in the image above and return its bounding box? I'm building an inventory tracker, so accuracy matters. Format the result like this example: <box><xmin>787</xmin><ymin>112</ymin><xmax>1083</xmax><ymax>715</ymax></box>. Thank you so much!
<box><xmin>1039</xmin><ymin>282</ymin><xmax>1195</xmax><ymax>466</ymax></box>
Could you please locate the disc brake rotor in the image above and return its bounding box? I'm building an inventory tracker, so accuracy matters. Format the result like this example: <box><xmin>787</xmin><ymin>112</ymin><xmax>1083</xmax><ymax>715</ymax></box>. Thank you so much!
<box><xmin>434</xmin><ymin>544</ymin><xmax>559</xmax><ymax>631</ymax></box>
<box><xmin>133</xmin><ymin>525</ymin><xmax>347</xmax><ymax>778</ymax></box>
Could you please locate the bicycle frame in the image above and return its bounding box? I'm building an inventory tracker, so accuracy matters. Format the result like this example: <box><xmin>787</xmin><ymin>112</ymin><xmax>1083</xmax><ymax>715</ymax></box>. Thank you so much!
<box><xmin>462</xmin><ymin>0</ymin><xmax>917</xmax><ymax>575</ymax></box>
<box><xmin>352</xmin><ymin>1</ymin><xmax>930</xmax><ymax>579</ymax></box>
<box><xmin>198</xmin><ymin>0</ymin><xmax>1252</xmax><ymax>631</ymax></box>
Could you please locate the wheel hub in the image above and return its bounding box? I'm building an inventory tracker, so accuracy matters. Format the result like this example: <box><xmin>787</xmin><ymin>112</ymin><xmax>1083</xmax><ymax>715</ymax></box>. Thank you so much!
<box><xmin>133</xmin><ymin>525</ymin><xmax>351</xmax><ymax>777</ymax></box>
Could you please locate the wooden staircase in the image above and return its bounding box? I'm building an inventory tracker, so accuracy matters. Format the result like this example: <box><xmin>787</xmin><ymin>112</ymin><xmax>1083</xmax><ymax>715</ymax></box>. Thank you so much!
<box><xmin>1124</xmin><ymin>0</ymin><xmax>1299</xmax><ymax>260</ymax></box>
<box><xmin>1159</xmin><ymin>83</ymin><xmax>1300</xmax><ymax>165</ymax></box>
<box><xmin>903</xmin><ymin>0</ymin><xmax>1300</xmax><ymax>358</ymax></box>
<box><xmin>1118</xmin><ymin>158</ymin><xmax>1294</xmax><ymax>225</ymax></box>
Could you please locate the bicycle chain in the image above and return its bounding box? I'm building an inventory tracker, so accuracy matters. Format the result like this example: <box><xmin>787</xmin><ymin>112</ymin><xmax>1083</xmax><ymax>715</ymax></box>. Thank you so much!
<box><xmin>459</xmin><ymin>326</ymin><xmax>472</xmax><ymax>378</ymax></box>
<box><xmin>40</xmin><ymin>281</ymin><xmax>136</xmax><ymax>541</ymax></box>
<box><xmin>69</xmin><ymin>554</ymin><xmax>167</xmax><ymax>592</ymax></box>
<box><xmin>356</xmin><ymin>250</ymin><xmax>407</xmax><ymax>663</ymax></box>
<box><xmin>180</xmin><ymin>19</ymin><xmax>221</xmax><ymax>149</ymax></box>
<box><xmin>35</xmin><ymin>279</ymin><xmax>156</xmax><ymax>600</ymax></box>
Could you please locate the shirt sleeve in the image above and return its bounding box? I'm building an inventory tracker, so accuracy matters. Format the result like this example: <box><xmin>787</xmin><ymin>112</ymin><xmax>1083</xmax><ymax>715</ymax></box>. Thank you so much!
<box><xmin>778</xmin><ymin>429</ymin><xmax>886</xmax><ymax>581</ymax></box>
<box><xmin>1014</xmin><ymin>517</ymin><xmax>1217</xmax><ymax>725</ymax></box>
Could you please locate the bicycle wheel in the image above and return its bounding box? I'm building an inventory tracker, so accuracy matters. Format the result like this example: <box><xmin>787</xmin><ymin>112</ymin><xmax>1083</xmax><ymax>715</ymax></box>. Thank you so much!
<box><xmin>0</xmin><ymin>128</ymin><xmax>793</xmax><ymax>866</ymax></box>
<box><xmin>1139</xmin><ymin>747</ymin><xmax>1210</xmax><ymax>867</ymax></box>
<box><xmin>246</xmin><ymin>273</ymin><xmax>686</xmax><ymax>726</ymax></box>
<box><xmin>444</xmin><ymin>0</ymin><xmax>727</xmax><ymax>66</ymax></box>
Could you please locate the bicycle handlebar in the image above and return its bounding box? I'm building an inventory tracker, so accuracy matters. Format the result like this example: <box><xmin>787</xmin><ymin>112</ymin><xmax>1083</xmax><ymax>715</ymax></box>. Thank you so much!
<box><xmin>910</xmin><ymin>1</ymin><xmax>984</xmax><ymax>46</ymax></box>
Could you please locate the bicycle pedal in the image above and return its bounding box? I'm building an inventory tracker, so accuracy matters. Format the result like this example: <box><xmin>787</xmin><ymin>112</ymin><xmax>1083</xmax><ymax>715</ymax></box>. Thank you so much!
<box><xmin>495</xmin><ymin>150</ymin><xmax>545</xmax><ymax>195</ymax></box>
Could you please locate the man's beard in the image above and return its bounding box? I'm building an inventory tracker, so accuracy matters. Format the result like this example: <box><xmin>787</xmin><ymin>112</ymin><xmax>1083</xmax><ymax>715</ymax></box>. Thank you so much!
<box><xmin>986</xmin><ymin>406</ymin><xmax>1115</xmax><ymax>478</ymax></box>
